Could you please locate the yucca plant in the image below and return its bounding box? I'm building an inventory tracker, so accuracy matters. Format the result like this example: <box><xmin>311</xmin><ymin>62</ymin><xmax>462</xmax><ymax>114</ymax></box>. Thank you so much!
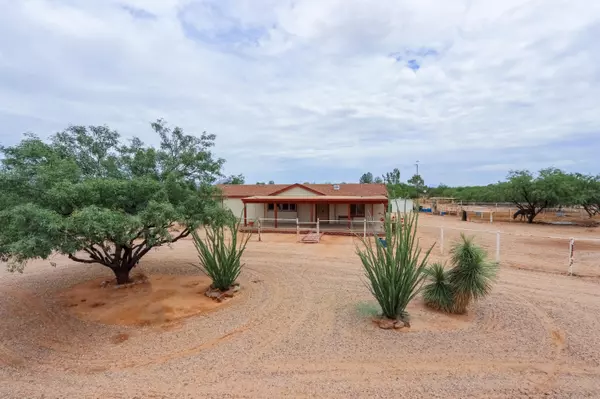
<box><xmin>191</xmin><ymin>218</ymin><xmax>251</xmax><ymax>291</ymax></box>
<box><xmin>356</xmin><ymin>211</ymin><xmax>433</xmax><ymax>322</ymax></box>
<box><xmin>422</xmin><ymin>262</ymin><xmax>453</xmax><ymax>312</ymax></box>
<box><xmin>446</xmin><ymin>234</ymin><xmax>498</xmax><ymax>314</ymax></box>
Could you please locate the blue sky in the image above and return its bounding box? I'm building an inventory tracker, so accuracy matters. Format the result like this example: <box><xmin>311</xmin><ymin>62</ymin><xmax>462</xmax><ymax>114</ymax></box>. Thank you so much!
<box><xmin>1</xmin><ymin>0</ymin><xmax>600</xmax><ymax>186</ymax></box>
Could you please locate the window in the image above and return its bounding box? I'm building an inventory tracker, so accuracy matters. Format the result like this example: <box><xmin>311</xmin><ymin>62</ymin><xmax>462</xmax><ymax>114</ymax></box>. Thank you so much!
<box><xmin>277</xmin><ymin>203</ymin><xmax>297</xmax><ymax>212</ymax></box>
<box><xmin>350</xmin><ymin>204</ymin><xmax>365</xmax><ymax>217</ymax></box>
<box><xmin>268</xmin><ymin>203</ymin><xmax>274</xmax><ymax>211</ymax></box>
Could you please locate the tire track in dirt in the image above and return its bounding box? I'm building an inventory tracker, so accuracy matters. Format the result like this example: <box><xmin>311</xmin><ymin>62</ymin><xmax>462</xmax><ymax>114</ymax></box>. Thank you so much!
<box><xmin>504</xmin><ymin>291</ymin><xmax>565</xmax><ymax>393</ymax></box>
<box><xmin>78</xmin><ymin>254</ymin><xmax>317</xmax><ymax>372</ymax></box>
<box><xmin>0</xmin><ymin>267</ymin><xmax>268</xmax><ymax>373</ymax></box>
<box><xmin>226</xmin><ymin>256</ymin><xmax>320</xmax><ymax>367</ymax></box>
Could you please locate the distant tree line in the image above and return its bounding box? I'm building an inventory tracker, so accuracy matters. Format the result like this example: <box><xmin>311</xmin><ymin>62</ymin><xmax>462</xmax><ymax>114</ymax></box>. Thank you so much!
<box><xmin>365</xmin><ymin>167</ymin><xmax>600</xmax><ymax>224</ymax></box>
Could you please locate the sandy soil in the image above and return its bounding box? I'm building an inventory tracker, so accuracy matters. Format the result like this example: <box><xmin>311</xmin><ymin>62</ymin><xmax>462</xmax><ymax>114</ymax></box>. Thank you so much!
<box><xmin>58</xmin><ymin>274</ymin><xmax>234</xmax><ymax>327</ymax></box>
<box><xmin>1</xmin><ymin>217</ymin><xmax>600</xmax><ymax>398</ymax></box>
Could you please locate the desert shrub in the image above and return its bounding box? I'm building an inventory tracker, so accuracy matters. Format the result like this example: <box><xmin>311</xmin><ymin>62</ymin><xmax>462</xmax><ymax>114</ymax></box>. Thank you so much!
<box><xmin>447</xmin><ymin>234</ymin><xmax>498</xmax><ymax>313</ymax></box>
<box><xmin>192</xmin><ymin>218</ymin><xmax>251</xmax><ymax>291</ymax></box>
<box><xmin>356</xmin><ymin>211</ymin><xmax>433</xmax><ymax>322</ymax></box>
<box><xmin>424</xmin><ymin>234</ymin><xmax>498</xmax><ymax>314</ymax></box>
<box><xmin>422</xmin><ymin>262</ymin><xmax>453</xmax><ymax>312</ymax></box>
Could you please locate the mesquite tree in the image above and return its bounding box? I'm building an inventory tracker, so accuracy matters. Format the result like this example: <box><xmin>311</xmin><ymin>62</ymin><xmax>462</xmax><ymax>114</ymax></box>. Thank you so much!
<box><xmin>0</xmin><ymin>120</ymin><xmax>231</xmax><ymax>284</ymax></box>
<box><xmin>504</xmin><ymin>169</ymin><xmax>571</xmax><ymax>223</ymax></box>
<box><xmin>572</xmin><ymin>173</ymin><xmax>600</xmax><ymax>217</ymax></box>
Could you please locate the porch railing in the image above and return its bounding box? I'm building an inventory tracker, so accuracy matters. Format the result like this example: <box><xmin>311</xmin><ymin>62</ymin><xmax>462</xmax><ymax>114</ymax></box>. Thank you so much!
<box><xmin>250</xmin><ymin>217</ymin><xmax>386</xmax><ymax>241</ymax></box>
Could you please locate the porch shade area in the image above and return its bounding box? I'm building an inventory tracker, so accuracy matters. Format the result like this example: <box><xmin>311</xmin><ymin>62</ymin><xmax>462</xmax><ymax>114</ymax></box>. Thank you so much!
<box><xmin>241</xmin><ymin>195</ymin><xmax>388</xmax><ymax>228</ymax></box>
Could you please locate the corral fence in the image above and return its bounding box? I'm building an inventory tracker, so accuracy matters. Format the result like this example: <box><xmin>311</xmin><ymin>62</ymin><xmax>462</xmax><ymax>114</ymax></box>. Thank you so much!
<box><xmin>435</xmin><ymin>203</ymin><xmax>593</xmax><ymax>224</ymax></box>
<box><xmin>241</xmin><ymin>217</ymin><xmax>600</xmax><ymax>277</ymax></box>
<box><xmin>419</xmin><ymin>224</ymin><xmax>600</xmax><ymax>277</ymax></box>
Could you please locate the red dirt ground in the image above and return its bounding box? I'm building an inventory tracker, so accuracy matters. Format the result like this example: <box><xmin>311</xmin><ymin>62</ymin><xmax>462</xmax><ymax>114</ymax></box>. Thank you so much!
<box><xmin>0</xmin><ymin>216</ymin><xmax>599</xmax><ymax>398</ymax></box>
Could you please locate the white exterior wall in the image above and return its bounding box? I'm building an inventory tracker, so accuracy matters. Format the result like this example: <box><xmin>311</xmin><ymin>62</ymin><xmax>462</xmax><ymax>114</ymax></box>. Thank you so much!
<box><xmin>248</xmin><ymin>203</ymin><xmax>265</xmax><ymax>220</ymax></box>
<box><xmin>332</xmin><ymin>204</ymin><xmax>348</xmax><ymax>220</ymax></box>
<box><xmin>390</xmin><ymin>198</ymin><xmax>414</xmax><ymax>213</ymax></box>
<box><xmin>372</xmin><ymin>203</ymin><xmax>386</xmax><ymax>220</ymax></box>
<box><xmin>223</xmin><ymin>198</ymin><xmax>244</xmax><ymax>219</ymax></box>
<box><xmin>298</xmin><ymin>203</ymin><xmax>312</xmax><ymax>222</ymax></box>
<box><xmin>266</xmin><ymin>209</ymin><xmax>298</xmax><ymax>221</ymax></box>
<box><xmin>274</xmin><ymin>186</ymin><xmax>319</xmax><ymax>197</ymax></box>
<box><xmin>222</xmin><ymin>199</ymin><xmax>265</xmax><ymax>221</ymax></box>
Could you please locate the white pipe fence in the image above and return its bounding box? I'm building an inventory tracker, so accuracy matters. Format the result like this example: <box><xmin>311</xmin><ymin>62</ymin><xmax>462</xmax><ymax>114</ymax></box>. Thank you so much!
<box><xmin>250</xmin><ymin>217</ymin><xmax>598</xmax><ymax>276</ymax></box>
<box><xmin>423</xmin><ymin>224</ymin><xmax>600</xmax><ymax>276</ymax></box>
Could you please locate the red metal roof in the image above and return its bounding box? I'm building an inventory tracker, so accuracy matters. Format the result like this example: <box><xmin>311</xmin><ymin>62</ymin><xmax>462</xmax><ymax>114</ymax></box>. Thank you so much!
<box><xmin>217</xmin><ymin>183</ymin><xmax>387</xmax><ymax>198</ymax></box>
<box><xmin>242</xmin><ymin>195</ymin><xmax>388</xmax><ymax>204</ymax></box>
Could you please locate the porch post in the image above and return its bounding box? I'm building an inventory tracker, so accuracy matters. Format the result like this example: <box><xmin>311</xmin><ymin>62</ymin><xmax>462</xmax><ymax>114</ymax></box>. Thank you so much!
<box><xmin>347</xmin><ymin>203</ymin><xmax>351</xmax><ymax>228</ymax></box>
<box><xmin>274</xmin><ymin>202</ymin><xmax>278</xmax><ymax>228</ymax></box>
<box><xmin>244</xmin><ymin>204</ymin><xmax>247</xmax><ymax>226</ymax></box>
<box><xmin>310</xmin><ymin>203</ymin><xmax>314</xmax><ymax>223</ymax></box>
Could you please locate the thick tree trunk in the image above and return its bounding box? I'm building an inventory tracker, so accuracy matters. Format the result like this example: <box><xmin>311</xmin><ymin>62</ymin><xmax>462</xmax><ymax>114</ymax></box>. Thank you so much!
<box><xmin>527</xmin><ymin>213</ymin><xmax>535</xmax><ymax>223</ymax></box>
<box><xmin>111</xmin><ymin>266</ymin><xmax>133</xmax><ymax>285</ymax></box>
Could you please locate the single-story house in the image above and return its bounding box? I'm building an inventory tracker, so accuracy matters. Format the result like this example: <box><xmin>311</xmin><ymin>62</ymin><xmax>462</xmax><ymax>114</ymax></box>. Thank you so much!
<box><xmin>217</xmin><ymin>183</ymin><xmax>389</xmax><ymax>229</ymax></box>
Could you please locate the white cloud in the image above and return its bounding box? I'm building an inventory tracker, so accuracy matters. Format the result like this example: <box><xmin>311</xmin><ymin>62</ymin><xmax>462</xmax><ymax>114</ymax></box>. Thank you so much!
<box><xmin>0</xmin><ymin>0</ymin><xmax>599</xmax><ymax>185</ymax></box>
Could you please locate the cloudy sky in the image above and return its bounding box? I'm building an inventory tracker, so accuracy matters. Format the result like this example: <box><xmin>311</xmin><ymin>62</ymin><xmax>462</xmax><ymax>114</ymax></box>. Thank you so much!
<box><xmin>1</xmin><ymin>0</ymin><xmax>600</xmax><ymax>186</ymax></box>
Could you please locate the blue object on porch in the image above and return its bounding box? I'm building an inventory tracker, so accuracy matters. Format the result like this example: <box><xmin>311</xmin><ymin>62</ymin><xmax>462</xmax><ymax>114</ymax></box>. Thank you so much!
<box><xmin>378</xmin><ymin>238</ymin><xmax>387</xmax><ymax>248</ymax></box>
<box><xmin>440</xmin><ymin>211</ymin><xmax>446</xmax><ymax>216</ymax></box>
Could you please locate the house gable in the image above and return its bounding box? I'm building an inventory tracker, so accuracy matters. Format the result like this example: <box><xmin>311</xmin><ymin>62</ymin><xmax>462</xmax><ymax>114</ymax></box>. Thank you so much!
<box><xmin>269</xmin><ymin>183</ymin><xmax>324</xmax><ymax>197</ymax></box>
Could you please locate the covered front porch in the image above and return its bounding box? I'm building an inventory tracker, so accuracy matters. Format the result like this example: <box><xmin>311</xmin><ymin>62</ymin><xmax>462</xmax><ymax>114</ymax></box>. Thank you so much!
<box><xmin>240</xmin><ymin>195</ymin><xmax>389</xmax><ymax>234</ymax></box>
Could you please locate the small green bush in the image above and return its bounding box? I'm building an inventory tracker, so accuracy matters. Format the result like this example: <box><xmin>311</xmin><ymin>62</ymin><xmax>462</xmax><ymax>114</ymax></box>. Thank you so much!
<box><xmin>422</xmin><ymin>262</ymin><xmax>453</xmax><ymax>312</ymax></box>
<box><xmin>356</xmin><ymin>211</ymin><xmax>433</xmax><ymax>322</ymax></box>
<box><xmin>423</xmin><ymin>234</ymin><xmax>498</xmax><ymax>314</ymax></box>
<box><xmin>192</xmin><ymin>218</ymin><xmax>251</xmax><ymax>291</ymax></box>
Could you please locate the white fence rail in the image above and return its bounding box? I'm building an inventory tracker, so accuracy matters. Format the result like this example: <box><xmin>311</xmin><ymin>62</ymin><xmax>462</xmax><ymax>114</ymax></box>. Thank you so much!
<box><xmin>420</xmin><ymin>223</ymin><xmax>600</xmax><ymax>276</ymax></box>
<box><xmin>247</xmin><ymin>217</ymin><xmax>599</xmax><ymax>276</ymax></box>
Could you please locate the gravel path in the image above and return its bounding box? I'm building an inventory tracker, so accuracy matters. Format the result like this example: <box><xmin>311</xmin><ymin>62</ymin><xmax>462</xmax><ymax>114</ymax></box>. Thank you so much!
<box><xmin>1</xmin><ymin>223</ymin><xmax>600</xmax><ymax>398</ymax></box>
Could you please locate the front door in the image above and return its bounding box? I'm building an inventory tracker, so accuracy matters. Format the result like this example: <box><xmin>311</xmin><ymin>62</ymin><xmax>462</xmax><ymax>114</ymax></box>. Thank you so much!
<box><xmin>316</xmin><ymin>203</ymin><xmax>329</xmax><ymax>223</ymax></box>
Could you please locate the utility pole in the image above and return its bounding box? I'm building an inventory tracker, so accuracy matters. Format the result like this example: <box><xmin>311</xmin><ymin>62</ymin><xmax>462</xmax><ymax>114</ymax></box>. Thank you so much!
<box><xmin>415</xmin><ymin>160</ymin><xmax>420</xmax><ymax>206</ymax></box>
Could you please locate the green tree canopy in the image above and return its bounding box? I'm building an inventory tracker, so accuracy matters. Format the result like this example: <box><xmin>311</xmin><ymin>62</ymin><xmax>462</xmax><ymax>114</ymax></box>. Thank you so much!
<box><xmin>383</xmin><ymin>168</ymin><xmax>401</xmax><ymax>185</ymax></box>
<box><xmin>570</xmin><ymin>173</ymin><xmax>600</xmax><ymax>217</ymax></box>
<box><xmin>407</xmin><ymin>174</ymin><xmax>424</xmax><ymax>188</ymax></box>
<box><xmin>227</xmin><ymin>174</ymin><xmax>245</xmax><ymax>184</ymax></box>
<box><xmin>359</xmin><ymin>172</ymin><xmax>374</xmax><ymax>184</ymax></box>
<box><xmin>0</xmin><ymin>120</ymin><xmax>231</xmax><ymax>284</ymax></box>
<box><xmin>504</xmin><ymin>168</ymin><xmax>572</xmax><ymax>223</ymax></box>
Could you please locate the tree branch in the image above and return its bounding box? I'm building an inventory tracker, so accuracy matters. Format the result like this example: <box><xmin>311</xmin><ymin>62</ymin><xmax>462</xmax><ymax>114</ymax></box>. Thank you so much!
<box><xmin>170</xmin><ymin>228</ymin><xmax>190</xmax><ymax>243</ymax></box>
<box><xmin>68</xmin><ymin>254</ymin><xmax>102</xmax><ymax>264</ymax></box>
<box><xmin>87</xmin><ymin>245</ymin><xmax>108</xmax><ymax>264</ymax></box>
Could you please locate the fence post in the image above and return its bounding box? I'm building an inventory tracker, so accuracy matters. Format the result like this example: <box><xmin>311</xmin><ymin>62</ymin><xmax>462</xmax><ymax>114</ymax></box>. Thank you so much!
<box><xmin>490</xmin><ymin>212</ymin><xmax>494</xmax><ymax>224</ymax></box>
<box><xmin>296</xmin><ymin>218</ymin><xmax>299</xmax><ymax>241</ymax></box>
<box><xmin>258</xmin><ymin>218</ymin><xmax>262</xmax><ymax>242</ymax></box>
<box><xmin>496</xmin><ymin>231</ymin><xmax>500</xmax><ymax>262</ymax></box>
<box><xmin>317</xmin><ymin>218</ymin><xmax>320</xmax><ymax>235</ymax></box>
<box><xmin>363</xmin><ymin>218</ymin><xmax>367</xmax><ymax>238</ymax></box>
<box><xmin>440</xmin><ymin>227</ymin><xmax>444</xmax><ymax>255</ymax></box>
<box><xmin>568</xmin><ymin>238</ymin><xmax>575</xmax><ymax>275</ymax></box>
